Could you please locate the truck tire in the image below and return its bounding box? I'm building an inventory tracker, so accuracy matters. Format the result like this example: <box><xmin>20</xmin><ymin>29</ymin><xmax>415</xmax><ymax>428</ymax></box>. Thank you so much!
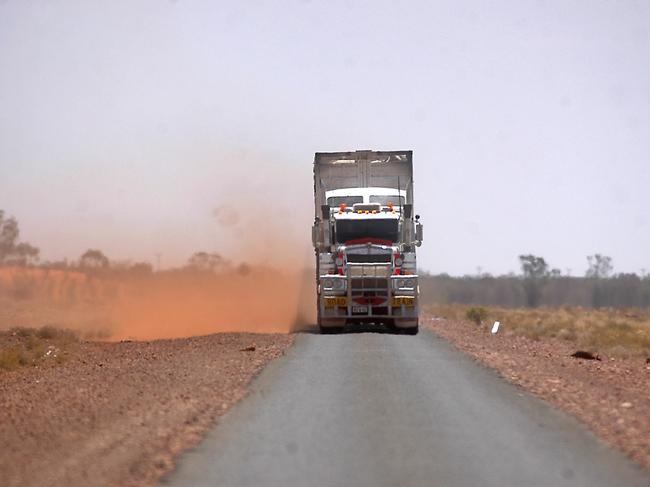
<box><xmin>318</xmin><ymin>316</ymin><xmax>345</xmax><ymax>334</ymax></box>
<box><xmin>319</xmin><ymin>325</ymin><xmax>344</xmax><ymax>334</ymax></box>
<box><xmin>402</xmin><ymin>325</ymin><xmax>419</xmax><ymax>335</ymax></box>
<box><xmin>389</xmin><ymin>319</ymin><xmax>419</xmax><ymax>335</ymax></box>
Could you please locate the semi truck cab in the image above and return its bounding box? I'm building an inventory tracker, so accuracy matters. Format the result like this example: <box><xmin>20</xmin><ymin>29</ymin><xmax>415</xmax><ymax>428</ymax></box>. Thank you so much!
<box><xmin>312</xmin><ymin>150</ymin><xmax>423</xmax><ymax>334</ymax></box>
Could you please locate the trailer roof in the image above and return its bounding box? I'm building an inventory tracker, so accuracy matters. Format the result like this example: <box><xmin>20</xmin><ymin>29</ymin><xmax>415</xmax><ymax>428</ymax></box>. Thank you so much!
<box><xmin>313</xmin><ymin>150</ymin><xmax>414</xmax><ymax>215</ymax></box>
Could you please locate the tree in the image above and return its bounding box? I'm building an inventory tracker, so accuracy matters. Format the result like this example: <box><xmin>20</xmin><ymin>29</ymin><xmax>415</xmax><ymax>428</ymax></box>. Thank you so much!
<box><xmin>0</xmin><ymin>210</ymin><xmax>40</xmax><ymax>265</ymax></box>
<box><xmin>129</xmin><ymin>262</ymin><xmax>153</xmax><ymax>275</ymax></box>
<box><xmin>586</xmin><ymin>254</ymin><xmax>614</xmax><ymax>307</ymax></box>
<box><xmin>586</xmin><ymin>254</ymin><xmax>613</xmax><ymax>278</ymax></box>
<box><xmin>519</xmin><ymin>254</ymin><xmax>549</xmax><ymax>308</ymax></box>
<box><xmin>79</xmin><ymin>249</ymin><xmax>110</xmax><ymax>269</ymax></box>
<box><xmin>186</xmin><ymin>252</ymin><xmax>227</xmax><ymax>272</ymax></box>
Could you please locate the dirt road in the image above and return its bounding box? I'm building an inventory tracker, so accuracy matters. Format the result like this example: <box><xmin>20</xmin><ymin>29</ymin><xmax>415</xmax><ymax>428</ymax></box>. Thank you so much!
<box><xmin>164</xmin><ymin>330</ymin><xmax>649</xmax><ymax>487</ymax></box>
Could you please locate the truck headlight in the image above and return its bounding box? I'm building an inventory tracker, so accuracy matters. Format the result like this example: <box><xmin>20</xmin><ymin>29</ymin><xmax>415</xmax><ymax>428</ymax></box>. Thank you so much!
<box><xmin>321</xmin><ymin>276</ymin><xmax>346</xmax><ymax>291</ymax></box>
<box><xmin>332</xmin><ymin>279</ymin><xmax>345</xmax><ymax>290</ymax></box>
<box><xmin>393</xmin><ymin>277</ymin><xmax>416</xmax><ymax>290</ymax></box>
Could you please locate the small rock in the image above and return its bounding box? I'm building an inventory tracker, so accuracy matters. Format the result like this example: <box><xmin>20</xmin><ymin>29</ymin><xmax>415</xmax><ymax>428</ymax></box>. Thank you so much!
<box><xmin>621</xmin><ymin>402</ymin><xmax>632</xmax><ymax>409</ymax></box>
<box><xmin>240</xmin><ymin>346</ymin><xmax>256</xmax><ymax>352</ymax></box>
<box><xmin>570</xmin><ymin>351</ymin><xmax>601</xmax><ymax>361</ymax></box>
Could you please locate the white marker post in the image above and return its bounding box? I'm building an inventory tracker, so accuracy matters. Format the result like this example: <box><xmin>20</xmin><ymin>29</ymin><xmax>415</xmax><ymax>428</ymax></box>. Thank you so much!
<box><xmin>491</xmin><ymin>321</ymin><xmax>500</xmax><ymax>334</ymax></box>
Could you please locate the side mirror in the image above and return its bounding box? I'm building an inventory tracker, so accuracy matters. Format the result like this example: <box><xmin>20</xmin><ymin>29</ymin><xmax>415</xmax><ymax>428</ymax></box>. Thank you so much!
<box><xmin>321</xmin><ymin>205</ymin><xmax>330</xmax><ymax>220</ymax></box>
<box><xmin>415</xmin><ymin>223</ymin><xmax>423</xmax><ymax>247</ymax></box>
<box><xmin>312</xmin><ymin>224</ymin><xmax>320</xmax><ymax>248</ymax></box>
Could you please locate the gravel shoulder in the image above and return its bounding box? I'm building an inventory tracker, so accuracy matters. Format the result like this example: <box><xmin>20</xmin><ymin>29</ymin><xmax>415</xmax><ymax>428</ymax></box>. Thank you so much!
<box><xmin>425</xmin><ymin>314</ymin><xmax>650</xmax><ymax>471</ymax></box>
<box><xmin>0</xmin><ymin>332</ymin><xmax>293</xmax><ymax>487</ymax></box>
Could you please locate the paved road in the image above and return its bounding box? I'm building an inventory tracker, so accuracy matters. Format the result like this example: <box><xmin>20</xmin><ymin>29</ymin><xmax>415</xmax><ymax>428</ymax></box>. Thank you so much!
<box><xmin>164</xmin><ymin>330</ymin><xmax>649</xmax><ymax>487</ymax></box>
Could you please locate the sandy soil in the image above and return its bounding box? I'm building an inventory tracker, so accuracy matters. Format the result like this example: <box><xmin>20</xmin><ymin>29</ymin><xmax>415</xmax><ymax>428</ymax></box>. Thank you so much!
<box><xmin>0</xmin><ymin>332</ymin><xmax>293</xmax><ymax>487</ymax></box>
<box><xmin>425</xmin><ymin>314</ymin><xmax>650</xmax><ymax>471</ymax></box>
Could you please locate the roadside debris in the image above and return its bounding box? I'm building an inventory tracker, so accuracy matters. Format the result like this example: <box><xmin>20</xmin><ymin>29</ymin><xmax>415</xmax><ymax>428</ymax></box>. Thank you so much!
<box><xmin>491</xmin><ymin>321</ymin><xmax>500</xmax><ymax>334</ymax></box>
<box><xmin>240</xmin><ymin>346</ymin><xmax>256</xmax><ymax>352</ymax></box>
<box><xmin>570</xmin><ymin>350</ymin><xmax>601</xmax><ymax>361</ymax></box>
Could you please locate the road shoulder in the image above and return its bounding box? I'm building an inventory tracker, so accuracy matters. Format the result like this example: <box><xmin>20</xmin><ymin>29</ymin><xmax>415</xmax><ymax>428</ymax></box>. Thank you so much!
<box><xmin>425</xmin><ymin>315</ymin><xmax>650</xmax><ymax>471</ymax></box>
<box><xmin>0</xmin><ymin>332</ymin><xmax>293</xmax><ymax>487</ymax></box>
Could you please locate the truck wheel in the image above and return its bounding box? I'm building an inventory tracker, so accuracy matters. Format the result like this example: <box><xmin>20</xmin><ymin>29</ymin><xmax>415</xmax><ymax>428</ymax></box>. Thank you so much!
<box><xmin>318</xmin><ymin>317</ymin><xmax>345</xmax><ymax>334</ymax></box>
<box><xmin>319</xmin><ymin>325</ymin><xmax>344</xmax><ymax>334</ymax></box>
<box><xmin>387</xmin><ymin>320</ymin><xmax>418</xmax><ymax>335</ymax></box>
<box><xmin>402</xmin><ymin>326</ymin><xmax>419</xmax><ymax>335</ymax></box>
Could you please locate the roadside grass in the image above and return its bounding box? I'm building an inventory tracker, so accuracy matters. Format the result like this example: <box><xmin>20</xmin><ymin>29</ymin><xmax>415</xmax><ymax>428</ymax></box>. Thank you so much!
<box><xmin>426</xmin><ymin>304</ymin><xmax>650</xmax><ymax>357</ymax></box>
<box><xmin>0</xmin><ymin>326</ymin><xmax>79</xmax><ymax>371</ymax></box>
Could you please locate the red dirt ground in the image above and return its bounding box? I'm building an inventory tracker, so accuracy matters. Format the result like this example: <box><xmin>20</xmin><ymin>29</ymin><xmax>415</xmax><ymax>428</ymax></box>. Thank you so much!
<box><xmin>0</xmin><ymin>332</ymin><xmax>293</xmax><ymax>487</ymax></box>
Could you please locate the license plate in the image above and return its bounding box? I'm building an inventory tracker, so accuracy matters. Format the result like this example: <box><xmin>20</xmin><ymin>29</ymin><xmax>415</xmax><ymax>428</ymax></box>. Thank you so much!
<box><xmin>324</xmin><ymin>296</ymin><xmax>347</xmax><ymax>308</ymax></box>
<box><xmin>392</xmin><ymin>297</ymin><xmax>415</xmax><ymax>307</ymax></box>
<box><xmin>352</xmin><ymin>306</ymin><xmax>368</xmax><ymax>314</ymax></box>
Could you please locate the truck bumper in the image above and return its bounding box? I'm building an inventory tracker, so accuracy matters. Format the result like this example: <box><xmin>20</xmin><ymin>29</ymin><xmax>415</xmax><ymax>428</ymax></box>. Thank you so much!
<box><xmin>319</xmin><ymin>299</ymin><xmax>419</xmax><ymax>322</ymax></box>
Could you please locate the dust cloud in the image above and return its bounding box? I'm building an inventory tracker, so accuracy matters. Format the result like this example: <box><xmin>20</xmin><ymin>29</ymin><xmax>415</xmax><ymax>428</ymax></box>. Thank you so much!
<box><xmin>0</xmin><ymin>265</ymin><xmax>316</xmax><ymax>341</ymax></box>
<box><xmin>0</xmin><ymin>192</ymin><xmax>317</xmax><ymax>340</ymax></box>
<box><xmin>0</xmin><ymin>152</ymin><xmax>318</xmax><ymax>340</ymax></box>
<box><xmin>110</xmin><ymin>268</ymin><xmax>315</xmax><ymax>340</ymax></box>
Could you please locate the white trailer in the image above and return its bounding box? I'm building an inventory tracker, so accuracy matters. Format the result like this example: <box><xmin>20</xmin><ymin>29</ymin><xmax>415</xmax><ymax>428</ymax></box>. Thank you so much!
<box><xmin>312</xmin><ymin>150</ymin><xmax>423</xmax><ymax>334</ymax></box>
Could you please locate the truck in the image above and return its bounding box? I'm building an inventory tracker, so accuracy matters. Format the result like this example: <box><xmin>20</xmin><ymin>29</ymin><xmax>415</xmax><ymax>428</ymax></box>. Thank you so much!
<box><xmin>312</xmin><ymin>150</ymin><xmax>423</xmax><ymax>334</ymax></box>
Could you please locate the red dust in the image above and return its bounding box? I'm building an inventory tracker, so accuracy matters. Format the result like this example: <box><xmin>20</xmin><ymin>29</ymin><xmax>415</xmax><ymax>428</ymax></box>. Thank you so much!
<box><xmin>0</xmin><ymin>266</ymin><xmax>315</xmax><ymax>340</ymax></box>
<box><xmin>110</xmin><ymin>268</ymin><xmax>315</xmax><ymax>340</ymax></box>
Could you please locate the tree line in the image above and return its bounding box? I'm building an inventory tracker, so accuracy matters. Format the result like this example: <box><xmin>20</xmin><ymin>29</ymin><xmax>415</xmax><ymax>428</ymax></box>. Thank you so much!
<box><xmin>420</xmin><ymin>254</ymin><xmax>650</xmax><ymax>309</ymax></box>
<box><xmin>0</xmin><ymin>210</ymin><xmax>246</xmax><ymax>276</ymax></box>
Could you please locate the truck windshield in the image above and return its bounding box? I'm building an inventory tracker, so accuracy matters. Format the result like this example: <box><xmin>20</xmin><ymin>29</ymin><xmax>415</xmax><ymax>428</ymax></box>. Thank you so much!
<box><xmin>369</xmin><ymin>195</ymin><xmax>405</xmax><ymax>206</ymax></box>
<box><xmin>327</xmin><ymin>196</ymin><xmax>363</xmax><ymax>207</ymax></box>
<box><xmin>336</xmin><ymin>219</ymin><xmax>399</xmax><ymax>244</ymax></box>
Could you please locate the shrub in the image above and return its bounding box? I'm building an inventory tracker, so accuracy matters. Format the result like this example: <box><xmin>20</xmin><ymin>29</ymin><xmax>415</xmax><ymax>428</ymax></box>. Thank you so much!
<box><xmin>12</xmin><ymin>327</ymin><xmax>34</xmax><ymax>338</ymax></box>
<box><xmin>466</xmin><ymin>306</ymin><xmax>488</xmax><ymax>325</ymax></box>
<box><xmin>0</xmin><ymin>347</ymin><xmax>28</xmax><ymax>370</ymax></box>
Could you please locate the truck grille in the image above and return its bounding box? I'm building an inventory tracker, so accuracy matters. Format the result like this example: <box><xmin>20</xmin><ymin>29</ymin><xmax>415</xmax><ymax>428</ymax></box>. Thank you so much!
<box><xmin>346</xmin><ymin>254</ymin><xmax>391</xmax><ymax>263</ymax></box>
<box><xmin>348</xmin><ymin>264</ymin><xmax>391</xmax><ymax>278</ymax></box>
<box><xmin>351</xmin><ymin>278</ymin><xmax>388</xmax><ymax>290</ymax></box>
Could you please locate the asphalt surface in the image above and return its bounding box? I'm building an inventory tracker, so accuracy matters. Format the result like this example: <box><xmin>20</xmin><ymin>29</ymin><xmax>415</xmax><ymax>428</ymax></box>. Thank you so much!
<box><xmin>164</xmin><ymin>329</ymin><xmax>649</xmax><ymax>487</ymax></box>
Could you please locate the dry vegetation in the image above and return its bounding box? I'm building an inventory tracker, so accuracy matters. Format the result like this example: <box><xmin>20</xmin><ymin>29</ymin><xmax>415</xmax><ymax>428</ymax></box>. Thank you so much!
<box><xmin>0</xmin><ymin>326</ymin><xmax>79</xmax><ymax>371</ymax></box>
<box><xmin>426</xmin><ymin>304</ymin><xmax>650</xmax><ymax>357</ymax></box>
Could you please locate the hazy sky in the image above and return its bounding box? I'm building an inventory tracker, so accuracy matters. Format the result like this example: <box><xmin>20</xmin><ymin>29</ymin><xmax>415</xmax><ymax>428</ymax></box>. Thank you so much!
<box><xmin>1</xmin><ymin>0</ymin><xmax>648</xmax><ymax>275</ymax></box>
